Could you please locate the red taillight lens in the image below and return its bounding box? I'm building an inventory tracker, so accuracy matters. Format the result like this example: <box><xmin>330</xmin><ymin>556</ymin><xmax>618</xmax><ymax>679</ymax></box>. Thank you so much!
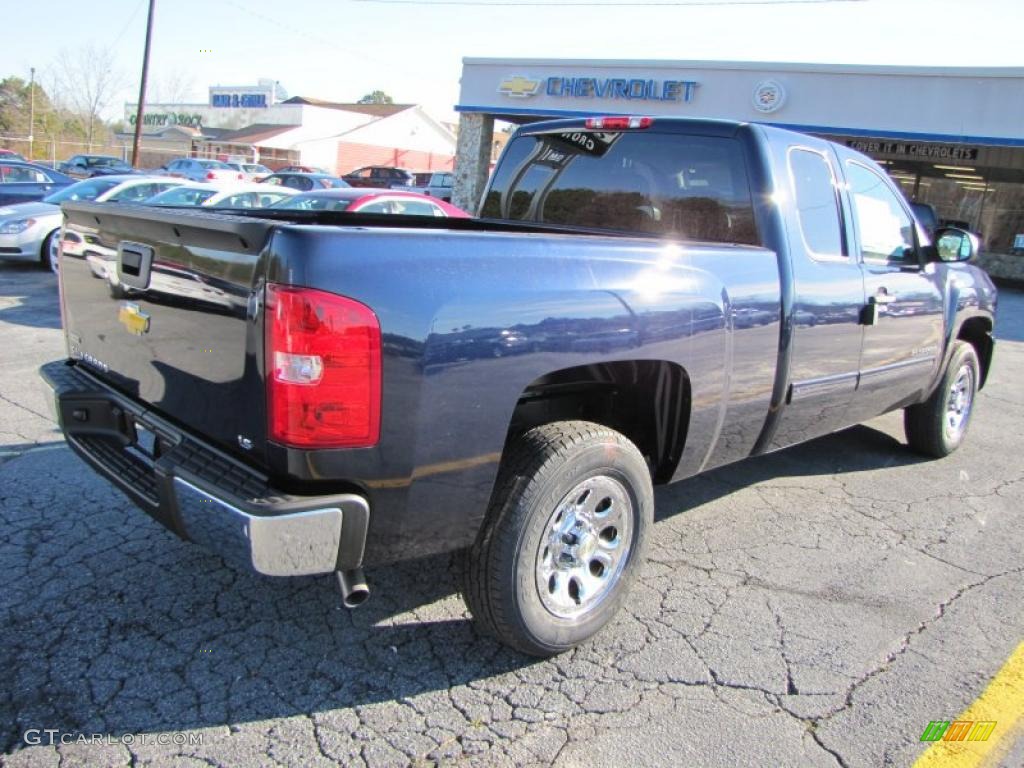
<box><xmin>237</xmin><ymin>173</ymin><xmax>244</xmax><ymax>180</ymax></box>
<box><xmin>205</xmin><ymin>171</ymin><xmax>216</xmax><ymax>179</ymax></box>
<box><xmin>265</xmin><ymin>284</ymin><xmax>382</xmax><ymax>448</ymax></box>
<box><xmin>584</xmin><ymin>116</ymin><xmax>652</xmax><ymax>130</ymax></box>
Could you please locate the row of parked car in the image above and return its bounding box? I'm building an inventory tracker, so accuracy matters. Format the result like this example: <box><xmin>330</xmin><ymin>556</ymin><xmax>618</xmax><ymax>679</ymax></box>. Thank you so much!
<box><xmin>2</xmin><ymin>148</ymin><xmax>455</xmax><ymax>196</ymax></box>
<box><xmin>0</xmin><ymin>160</ymin><xmax>469</xmax><ymax>274</ymax></box>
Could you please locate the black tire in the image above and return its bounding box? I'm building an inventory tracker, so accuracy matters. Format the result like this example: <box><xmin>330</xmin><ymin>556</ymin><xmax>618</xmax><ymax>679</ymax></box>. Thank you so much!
<box><xmin>460</xmin><ymin>420</ymin><xmax>653</xmax><ymax>656</ymax></box>
<box><xmin>41</xmin><ymin>229</ymin><xmax>60</xmax><ymax>273</ymax></box>
<box><xmin>904</xmin><ymin>340</ymin><xmax>980</xmax><ymax>458</ymax></box>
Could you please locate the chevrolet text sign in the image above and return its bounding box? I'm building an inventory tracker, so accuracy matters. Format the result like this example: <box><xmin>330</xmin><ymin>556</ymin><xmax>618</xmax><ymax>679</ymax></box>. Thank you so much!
<box><xmin>544</xmin><ymin>76</ymin><xmax>699</xmax><ymax>102</ymax></box>
<box><xmin>500</xmin><ymin>75</ymin><xmax>699</xmax><ymax>103</ymax></box>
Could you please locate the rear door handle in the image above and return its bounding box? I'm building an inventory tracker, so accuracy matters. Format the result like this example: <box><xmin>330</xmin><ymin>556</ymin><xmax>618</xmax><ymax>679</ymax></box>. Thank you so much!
<box><xmin>872</xmin><ymin>289</ymin><xmax>895</xmax><ymax>305</ymax></box>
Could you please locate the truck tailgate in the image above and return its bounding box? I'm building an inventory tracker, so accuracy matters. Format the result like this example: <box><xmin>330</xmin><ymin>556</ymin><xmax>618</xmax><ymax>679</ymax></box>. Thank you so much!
<box><xmin>59</xmin><ymin>203</ymin><xmax>275</xmax><ymax>461</ymax></box>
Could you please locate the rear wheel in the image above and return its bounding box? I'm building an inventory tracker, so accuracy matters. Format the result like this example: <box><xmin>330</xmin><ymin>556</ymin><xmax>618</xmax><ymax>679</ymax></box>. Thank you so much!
<box><xmin>460</xmin><ymin>421</ymin><xmax>653</xmax><ymax>656</ymax></box>
<box><xmin>904</xmin><ymin>340</ymin><xmax>980</xmax><ymax>457</ymax></box>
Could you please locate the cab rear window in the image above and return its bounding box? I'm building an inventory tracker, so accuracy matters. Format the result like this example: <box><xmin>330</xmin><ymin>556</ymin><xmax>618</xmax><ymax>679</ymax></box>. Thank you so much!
<box><xmin>481</xmin><ymin>131</ymin><xmax>759</xmax><ymax>245</ymax></box>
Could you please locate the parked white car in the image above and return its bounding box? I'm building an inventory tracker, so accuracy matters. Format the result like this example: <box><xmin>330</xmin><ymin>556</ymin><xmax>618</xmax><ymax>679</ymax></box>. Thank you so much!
<box><xmin>225</xmin><ymin>162</ymin><xmax>273</xmax><ymax>182</ymax></box>
<box><xmin>0</xmin><ymin>175</ymin><xmax>185</xmax><ymax>272</ymax></box>
<box><xmin>147</xmin><ymin>182</ymin><xmax>297</xmax><ymax>209</ymax></box>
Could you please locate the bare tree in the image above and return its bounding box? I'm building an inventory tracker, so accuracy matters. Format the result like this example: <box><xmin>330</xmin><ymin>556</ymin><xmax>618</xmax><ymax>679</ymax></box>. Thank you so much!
<box><xmin>52</xmin><ymin>44</ymin><xmax>126</xmax><ymax>151</ymax></box>
<box><xmin>151</xmin><ymin>70</ymin><xmax>197</xmax><ymax>105</ymax></box>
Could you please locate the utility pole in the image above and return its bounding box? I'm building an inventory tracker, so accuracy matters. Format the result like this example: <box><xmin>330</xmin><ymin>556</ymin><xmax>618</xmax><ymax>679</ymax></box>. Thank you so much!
<box><xmin>28</xmin><ymin>67</ymin><xmax>35</xmax><ymax>161</ymax></box>
<box><xmin>130</xmin><ymin>0</ymin><xmax>156</xmax><ymax>168</ymax></box>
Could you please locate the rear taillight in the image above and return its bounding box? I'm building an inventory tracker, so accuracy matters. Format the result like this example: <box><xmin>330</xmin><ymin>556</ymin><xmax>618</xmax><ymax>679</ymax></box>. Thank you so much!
<box><xmin>265</xmin><ymin>284</ymin><xmax>382</xmax><ymax>448</ymax></box>
<box><xmin>237</xmin><ymin>173</ymin><xmax>244</xmax><ymax>180</ymax></box>
<box><xmin>584</xmin><ymin>116</ymin><xmax>652</xmax><ymax>130</ymax></box>
<box><xmin>205</xmin><ymin>171</ymin><xmax>215</xmax><ymax>180</ymax></box>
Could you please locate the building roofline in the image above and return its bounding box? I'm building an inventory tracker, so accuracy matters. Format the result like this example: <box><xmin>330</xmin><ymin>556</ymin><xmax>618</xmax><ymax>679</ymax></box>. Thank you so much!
<box><xmin>461</xmin><ymin>57</ymin><xmax>1024</xmax><ymax>78</ymax></box>
<box><xmin>453</xmin><ymin>104</ymin><xmax>1024</xmax><ymax>147</ymax></box>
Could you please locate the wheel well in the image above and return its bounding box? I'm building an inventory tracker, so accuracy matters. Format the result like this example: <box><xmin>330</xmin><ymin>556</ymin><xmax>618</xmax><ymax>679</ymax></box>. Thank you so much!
<box><xmin>505</xmin><ymin>361</ymin><xmax>691</xmax><ymax>484</ymax></box>
<box><xmin>957</xmin><ymin>318</ymin><xmax>994</xmax><ymax>389</ymax></box>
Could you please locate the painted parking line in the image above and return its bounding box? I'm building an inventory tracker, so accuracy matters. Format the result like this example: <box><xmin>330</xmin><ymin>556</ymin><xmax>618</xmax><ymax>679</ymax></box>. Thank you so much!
<box><xmin>913</xmin><ymin>642</ymin><xmax>1024</xmax><ymax>767</ymax></box>
<box><xmin>0</xmin><ymin>442</ymin><xmax>67</xmax><ymax>459</ymax></box>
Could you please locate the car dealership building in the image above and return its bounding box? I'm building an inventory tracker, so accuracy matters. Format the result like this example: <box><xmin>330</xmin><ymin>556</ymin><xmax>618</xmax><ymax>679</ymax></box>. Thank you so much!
<box><xmin>123</xmin><ymin>79</ymin><xmax>457</xmax><ymax>174</ymax></box>
<box><xmin>453</xmin><ymin>59</ymin><xmax>1024</xmax><ymax>256</ymax></box>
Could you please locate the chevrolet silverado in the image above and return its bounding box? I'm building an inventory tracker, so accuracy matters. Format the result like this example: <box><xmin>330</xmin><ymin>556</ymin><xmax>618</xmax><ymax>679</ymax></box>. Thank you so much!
<box><xmin>42</xmin><ymin>117</ymin><xmax>996</xmax><ymax>656</ymax></box>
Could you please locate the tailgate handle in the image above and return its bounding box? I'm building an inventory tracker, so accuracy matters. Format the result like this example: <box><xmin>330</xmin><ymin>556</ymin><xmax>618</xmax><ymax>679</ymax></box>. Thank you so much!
<box><xmin>117</xmin><ymin>242</ymin><xmax>153</xmax><ymax>289</ymax></box>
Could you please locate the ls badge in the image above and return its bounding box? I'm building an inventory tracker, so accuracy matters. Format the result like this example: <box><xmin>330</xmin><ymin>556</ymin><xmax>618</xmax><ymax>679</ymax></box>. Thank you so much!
<box><xmin>118</xmin><ymin>302</ymin><xmax>151</xmax><ymax>336</ymax></box>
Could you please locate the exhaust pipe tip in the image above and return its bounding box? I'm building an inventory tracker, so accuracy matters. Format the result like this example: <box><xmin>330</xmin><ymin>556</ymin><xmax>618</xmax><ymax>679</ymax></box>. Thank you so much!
<box><xmin>336</xmin><ymin>567</ymin><xmax>369</xmax><ymax>609</ymax></box>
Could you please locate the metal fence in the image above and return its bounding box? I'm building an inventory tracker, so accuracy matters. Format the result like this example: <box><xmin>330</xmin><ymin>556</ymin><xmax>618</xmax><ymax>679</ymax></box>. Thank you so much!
<box><xmin>0</xmin><ymin>135</ymin><xmax>200</xmax><ymax>169</ymax></box>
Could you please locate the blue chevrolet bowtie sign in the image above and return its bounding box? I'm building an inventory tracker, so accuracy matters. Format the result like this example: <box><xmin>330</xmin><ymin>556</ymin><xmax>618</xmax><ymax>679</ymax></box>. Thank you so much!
<box><xmin>499</xmin><ymin>75</ymin><xmax>699</xmax><ymax>102</ymax></box>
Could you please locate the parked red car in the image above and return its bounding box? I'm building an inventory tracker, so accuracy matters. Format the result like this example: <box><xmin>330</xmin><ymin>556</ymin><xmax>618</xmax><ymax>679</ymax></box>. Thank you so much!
<box><xmin>275</xmin><ymin>164</ymin><xmax>331</xmax><ymax>174</ymax></box>
<box><xmin>269</xmin><ymin>188</ymin><xmax>469</xmax><ymax>217</ymax></box>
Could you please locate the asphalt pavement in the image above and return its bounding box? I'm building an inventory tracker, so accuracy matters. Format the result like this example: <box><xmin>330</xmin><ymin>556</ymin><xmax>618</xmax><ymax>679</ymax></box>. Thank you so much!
<box><xmin>1</xmin><ymin>262</ymin><xmax>1022</xmax><ymax>767</ymax></box>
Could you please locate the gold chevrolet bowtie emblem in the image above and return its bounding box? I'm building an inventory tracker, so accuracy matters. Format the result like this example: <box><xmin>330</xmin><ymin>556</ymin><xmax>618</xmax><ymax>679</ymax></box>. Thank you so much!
<box><xmin>118</xmin><ymin>302</ymin><xmax>150</xmax><ymax>336</ymax></box>
<box><xmin>498</xmin><ymin>75</ymin><xmax>541</xmax><ymax>98</ymax></box>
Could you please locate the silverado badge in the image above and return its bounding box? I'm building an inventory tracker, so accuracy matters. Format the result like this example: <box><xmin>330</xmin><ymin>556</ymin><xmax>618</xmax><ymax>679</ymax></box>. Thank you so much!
<box><xmin>118</xmin><ymin>302</ymin><xmax>151</xmax><ymax>336</ymax></box>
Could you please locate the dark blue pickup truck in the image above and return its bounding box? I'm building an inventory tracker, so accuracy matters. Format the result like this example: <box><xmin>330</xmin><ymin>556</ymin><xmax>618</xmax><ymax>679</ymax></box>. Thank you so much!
<box><xmin>43</xmin><ymin>117</ymin><xmax>996</xmax><ymax>655</ymax></box>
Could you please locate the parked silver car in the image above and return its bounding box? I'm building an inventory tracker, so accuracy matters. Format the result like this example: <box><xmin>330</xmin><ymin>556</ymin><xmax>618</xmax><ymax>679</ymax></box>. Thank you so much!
<box><xmin>162</xmin><ymin>158</ymin><xmax>245</xmax><ymax>183</ymax></box>
<box><xmin>0</xmin><ymin>175</ymin><xmax>184</xmax><ymax>272</ymax></box>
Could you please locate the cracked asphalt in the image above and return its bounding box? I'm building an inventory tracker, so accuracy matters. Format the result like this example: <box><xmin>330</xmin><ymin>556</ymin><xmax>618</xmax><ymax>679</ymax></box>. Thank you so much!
<box><xmin>1</xmin><ymin>262</ymin><xmax>1022</xmax><ymax>768</ymax></box>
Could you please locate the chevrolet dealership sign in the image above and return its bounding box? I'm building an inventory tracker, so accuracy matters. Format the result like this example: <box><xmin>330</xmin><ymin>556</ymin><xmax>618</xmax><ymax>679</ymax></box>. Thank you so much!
<box><xmin>500</xmin><ymin>74</ymin><xmax>699</xmax><ymax>103</ymax></box>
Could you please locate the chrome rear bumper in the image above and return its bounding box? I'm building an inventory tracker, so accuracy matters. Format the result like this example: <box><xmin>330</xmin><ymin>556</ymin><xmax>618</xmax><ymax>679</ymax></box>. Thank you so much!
<box><xmin>41</xmin><ymin>359</ymin><xmax>370</xmax><ymax>577</ymax></box>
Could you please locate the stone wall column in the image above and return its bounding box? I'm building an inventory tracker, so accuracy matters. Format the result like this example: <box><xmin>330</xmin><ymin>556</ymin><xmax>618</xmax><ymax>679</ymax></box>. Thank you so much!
<box><xmin>452</xmin><ymin>112</ymin><xmax>495</xmax><ymax>214</ymax></box>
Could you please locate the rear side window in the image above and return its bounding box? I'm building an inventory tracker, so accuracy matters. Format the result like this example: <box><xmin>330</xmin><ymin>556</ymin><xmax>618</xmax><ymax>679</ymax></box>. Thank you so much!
<box><xmin>481</xmin><ymin>131</ymin><xmax>759</xmax><ymax>245</ymax></box>
<box><xmin>151</xmin><ymin>187</ymin><xmax>216</xmax><ymax>205</ymax></box>
<box><xmin>788</xmin><ymin>148</ymin><xmax>844</xmax><ymax>258</ymax></box>
<box><xmin>0</xmin><ymin>164</ymin><xmax>50</xmax><ymax>183</ymax></box>
<box><xmin>108</xmin><ymin>183</ymin><xmax>156</xmax><ymax>202</ymax></box>
<box><xmin>392</xmin><ymin>199</ymin><xmax>442</xmax><ymax>216</ymax></box>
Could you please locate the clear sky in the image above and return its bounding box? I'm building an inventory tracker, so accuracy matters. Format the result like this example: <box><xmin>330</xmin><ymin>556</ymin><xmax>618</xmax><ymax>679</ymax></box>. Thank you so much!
<box><xmin>2</xmin><ymin>0</ymin><xmax>1021</xmax><ymax>124</ymax></box>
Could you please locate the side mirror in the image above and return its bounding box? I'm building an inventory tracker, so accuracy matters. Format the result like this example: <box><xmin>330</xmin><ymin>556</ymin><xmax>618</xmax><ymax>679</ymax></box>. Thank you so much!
<box><xmin>934</xmin><ymin>227</ymin><xmax>979</xmax><ymax>262</ymax></box>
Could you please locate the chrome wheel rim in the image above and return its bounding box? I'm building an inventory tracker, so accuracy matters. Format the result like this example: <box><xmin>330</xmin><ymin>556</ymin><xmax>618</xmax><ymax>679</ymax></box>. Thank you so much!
<box><xmin>944</xmin><ymin>364</ymin><xmax>974</xmax><ymax>440</ymax></box>
<box><xmin>535</xmin><ymin>475</ymin><xmax>633</xmax><ymax>619</ymax></box>
<box><xmin>48</xmin><ymin>232</ymin><xmax>60</xmax><ymax>273</ymax></box>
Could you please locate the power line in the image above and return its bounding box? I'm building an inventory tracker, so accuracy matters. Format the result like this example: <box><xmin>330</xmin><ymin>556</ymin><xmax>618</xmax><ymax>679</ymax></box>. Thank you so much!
<box><xmin>221</xmin><ymin>0</ymin><xmax>424</xmax><ymax>78</ymax></box>
<box><xmin>352</xmin><ymin>0</ymin><xmax>867</xmax><ymax>6</ymax></box>
<box><xmin>110</xmin><ymin>0</ymin><xmax>148</xmax><ymax>49</ymax></box>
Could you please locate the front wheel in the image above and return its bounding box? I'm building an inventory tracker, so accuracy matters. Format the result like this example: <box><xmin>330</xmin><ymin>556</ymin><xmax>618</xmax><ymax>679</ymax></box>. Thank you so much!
<box><xmin>42</xmin><ymin>229</ymin><xmax>60</xmax><ymax>273</ymax></box>
<box><xmin>904</xmin><ymin>340</ymin><xmax>980</xmax><ymax>458</ymax></box>
<box><xmin>460</xmin><ymin>421</ymin><xmax>653</xmax><ymax>656</ymax></box>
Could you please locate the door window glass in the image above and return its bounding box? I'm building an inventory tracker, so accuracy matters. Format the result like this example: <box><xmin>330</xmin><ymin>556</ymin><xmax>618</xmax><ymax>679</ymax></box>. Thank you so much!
<box><xmin>846</xmin><ymin>161</ymin><xmax>916</xmax><ymax>265</ymax></box>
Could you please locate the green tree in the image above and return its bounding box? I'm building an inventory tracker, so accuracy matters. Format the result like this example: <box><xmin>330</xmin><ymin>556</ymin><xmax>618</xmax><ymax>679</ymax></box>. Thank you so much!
<box><xmin>358</xmin><ymin>90</ymin><xmax>394</xmax><ymax>105</ymax></box>
<box><xmin>0</xmin><ymin>77</ymin><xmax>54</xmax><ymax>135</ymax></box>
